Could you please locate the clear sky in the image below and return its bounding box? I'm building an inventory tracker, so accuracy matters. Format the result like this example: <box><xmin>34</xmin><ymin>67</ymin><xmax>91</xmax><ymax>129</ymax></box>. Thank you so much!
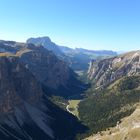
<box><xmin>0</xmin><ymin>0</ymin><xmax>140</xmax><ymax>51</ymax></box>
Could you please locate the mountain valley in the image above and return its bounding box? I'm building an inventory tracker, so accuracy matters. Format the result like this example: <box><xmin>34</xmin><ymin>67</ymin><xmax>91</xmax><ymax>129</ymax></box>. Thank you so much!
<box><xmin>0</xmin><ymin>38</ymin><xmax>140</xmax><ymax>140</ymax></box>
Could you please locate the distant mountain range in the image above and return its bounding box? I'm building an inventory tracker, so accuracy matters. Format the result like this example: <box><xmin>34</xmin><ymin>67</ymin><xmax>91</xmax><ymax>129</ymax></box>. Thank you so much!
<box><xmin>27</xmin><ymin>37</ymin><xmax>117</xmax><ymax>71</ymax></box>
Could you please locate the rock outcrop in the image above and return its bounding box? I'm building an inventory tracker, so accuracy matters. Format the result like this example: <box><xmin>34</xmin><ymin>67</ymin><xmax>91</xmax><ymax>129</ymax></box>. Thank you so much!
<box><xmin>88</xmin><ymin>51</ymin><xmax>140</xmax><ymax>88</ymax></box>
<box><xmin>0</xmin><ymin>56</ymin><xmax>42</xmax><ymax>113</ymax></box>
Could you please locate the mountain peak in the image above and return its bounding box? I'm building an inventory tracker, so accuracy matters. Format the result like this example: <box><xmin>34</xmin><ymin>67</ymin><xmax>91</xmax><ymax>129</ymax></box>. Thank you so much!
<box><xmin>26</xmin><ymin>36</ymin><xmax>64</xmax><ymax>57</ymax></box>
<box><xmin>27</xmin><ymin>36</ymin><xmax>52</xmax><ymax>45</ymax></box>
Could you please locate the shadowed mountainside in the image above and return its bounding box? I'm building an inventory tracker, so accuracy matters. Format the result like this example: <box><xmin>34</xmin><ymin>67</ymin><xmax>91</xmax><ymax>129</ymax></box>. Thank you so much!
<box><xmin>0</xmin><ymin>40</ymin><xmax>83</xmax><ymax>97</ymax></box>
<box><xmin>0</xmin><ymin>56</ymin><xmax>87</xmax><ymax>140</ymax></box>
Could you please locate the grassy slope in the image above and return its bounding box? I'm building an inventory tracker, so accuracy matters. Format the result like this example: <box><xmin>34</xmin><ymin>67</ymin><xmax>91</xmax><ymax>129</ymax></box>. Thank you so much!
<box><xmin>0</xmin><ymin>48</ymin><xmax>32</xmax><ymax>57</ymax></box>
<box><xmin>78</xmin><ymin>76</ymin><xmax>140</xmax><ymax>138</ymax></box>
<box><xmin>86</xmin><ymin>103</ymin><xmax>140</xmax><ymax>140</ymax></box>
<box><xmin>68</xmin><ymin>100</ymin><xmax>81</xmax><ymax>117</ymax></box>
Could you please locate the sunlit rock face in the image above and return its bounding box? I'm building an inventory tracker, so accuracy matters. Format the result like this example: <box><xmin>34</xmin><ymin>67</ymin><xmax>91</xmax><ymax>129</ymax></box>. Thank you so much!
<box><xmin>88</xmin><ymin>51</ymin><xmax>140</xmax><ymax>88</ymax></box>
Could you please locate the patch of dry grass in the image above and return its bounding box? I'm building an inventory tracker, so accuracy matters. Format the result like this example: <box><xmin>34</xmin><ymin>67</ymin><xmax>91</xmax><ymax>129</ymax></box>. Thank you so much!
<box><xmin>68</xmin><ymin>100</ymin><xmax>81</xmax><ymax>117</ymax></box>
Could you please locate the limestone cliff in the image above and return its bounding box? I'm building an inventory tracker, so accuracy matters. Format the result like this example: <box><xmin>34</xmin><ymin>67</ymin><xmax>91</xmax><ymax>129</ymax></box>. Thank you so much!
<box><xmin>0</xmin><ymin>56</ymin><xmax>42</xmax><ymax>113</ymax></box>
<box><xmin>88</xmin><ymin>51</ymin><xmax>140</xmax><ymax>88</ymax></box>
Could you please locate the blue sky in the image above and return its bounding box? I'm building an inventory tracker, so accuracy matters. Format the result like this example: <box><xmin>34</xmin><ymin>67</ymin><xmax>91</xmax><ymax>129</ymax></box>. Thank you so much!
<box><xmin>0</xmin><ymin>0</ymin><xmax>140</xmax><ymax>51</ymax></box>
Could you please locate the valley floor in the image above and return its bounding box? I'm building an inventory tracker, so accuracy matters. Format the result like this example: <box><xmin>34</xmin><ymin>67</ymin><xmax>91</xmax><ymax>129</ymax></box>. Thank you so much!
<box><xmin>66</xmin><ymin>100</ymin><xmax>81</xmax><ymax>117</ymax></box>
<box><xmin>85</xmin><ymin>103</ymin><xmax>140</xmax><ymax>140</ymax></box>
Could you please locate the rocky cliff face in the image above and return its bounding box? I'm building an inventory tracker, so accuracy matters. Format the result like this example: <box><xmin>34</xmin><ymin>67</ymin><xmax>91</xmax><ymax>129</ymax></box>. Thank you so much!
<box><xmin>0</xmin><ymin>56</ymin><xmax>42</xmax><ymax>113</ymax></box>
<box><xmin>88</xmin><ymin>51</ymin><xmax>140</xmax><ymax>88</ymax></box>
<box><xmin>19</xmin><ymin>44</ymin><xmax>82</xmax><ymax>97</ymax></box>
<box><xmin>0</xmin><ymin>56</ymin><xmax>86</xmax><ymax>140</ymax></box>
<box><xmin>0</xmin><ymin>41</ymin><xmax>82</xmax><ymax>97</ymax></box>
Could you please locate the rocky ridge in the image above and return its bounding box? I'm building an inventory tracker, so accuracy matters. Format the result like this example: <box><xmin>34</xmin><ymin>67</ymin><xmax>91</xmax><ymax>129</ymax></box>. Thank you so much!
<box><xmin>88</xmin><ymin>51</ymin><xmax>140</xmax><ymax>88</ymax></box>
